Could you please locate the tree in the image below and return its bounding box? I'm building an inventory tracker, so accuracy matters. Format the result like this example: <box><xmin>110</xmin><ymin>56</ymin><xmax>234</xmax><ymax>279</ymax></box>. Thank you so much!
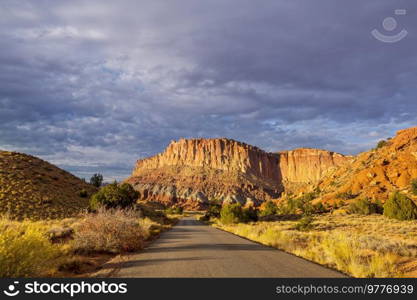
<box><xmin>348</xmin><ymin>198</ymin><xmax>383</xmax><ymax>215</ymax></box>
<box><xmin>258</xmin><ymin>201</ymin><xmax>277</xmax><ymax>217</ymax></box>
<box><xmin>207</xmin><ymin>200</ymin><xmax>222</xmax><ymax>218</ymax></box>
<box><xmin>220</xmin><ymin>203</ymin><xmax>244</xmax><ymax>224</ymax></box>
<box><xmin>89</xmin><ymin>182</ymin><xmax>139</xmax><ymax>210</ymax></box>
<box><xmin>90</xmin><ymin>173</ymin><xmax>103</xmax><ymax>187</ymax></box>
<box><xmin>376</xmin><ymin>140</ymin><xmax>388</xmax><ymax>149</ymax></box>
<box><xmin>383</xmin><ymin>191</ymin><xmax>417</xmax><ymax>220</ymax></box>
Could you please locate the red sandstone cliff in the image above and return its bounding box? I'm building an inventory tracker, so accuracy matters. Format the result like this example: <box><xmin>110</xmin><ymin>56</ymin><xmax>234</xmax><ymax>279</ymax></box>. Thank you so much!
<box><xmin>279</xmin><ymin>148</ymin><xmax>350</xmax><ymax>184</ymax></box>
<box><xmin>132</xmin><ymin>138</ymin><xmax>281</xmax><ymax>183</ymax></box>
<box><xmin>127</xmin><ymin>138</ymin><xmax>349</xmax><ymax>209</ymax></box>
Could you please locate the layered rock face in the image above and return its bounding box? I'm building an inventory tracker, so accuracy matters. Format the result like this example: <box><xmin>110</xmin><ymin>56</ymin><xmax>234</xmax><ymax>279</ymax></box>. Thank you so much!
<box><xmin>316</xmin><ymin>127</ymin><xmax>417</xmax><ymax>203</ymax></box>
<box><xmin>127</xmin><ymin>138</ymin><xmax>349</xmax><ymax>209</ymax></box>
<box><xmin>132</xmin><ymin>138</ymin><xmax>281</xmax><ymax>183</ymax></box>
<box><xmin>279</xmin><ymin>148</ymin><xmax>350</xmax><ymax>184</ymax></box>
<box><xmin>127</xmin><ymin>138</ymin><xmax>282</xmax><ymax>209</ymax></box>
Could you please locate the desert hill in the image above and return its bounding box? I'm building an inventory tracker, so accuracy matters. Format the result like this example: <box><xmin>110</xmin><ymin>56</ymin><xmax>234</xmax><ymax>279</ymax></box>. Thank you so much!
<box><xmin>126</xmin><ymin>138</ymin><xmax>349</xmax><ymax>209</ymax></box>
<box><xmin>314</xmin><ymin>127</ymin><xmax>417</xmax><ymax>204</ymax></box>
<box><xmin>0</xmin><ymin>151</ymin><xmax>97</xmax><ymax>220</ymax></box>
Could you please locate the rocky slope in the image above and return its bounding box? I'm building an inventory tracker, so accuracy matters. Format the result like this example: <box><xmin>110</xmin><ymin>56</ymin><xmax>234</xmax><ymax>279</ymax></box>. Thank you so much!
<box><xmin>315</xmin><ymin>127</ymin><xmax>417</xmax><ymax>204</ymax></box>
<box><xmin>0</xmin><ymin>151</ymin><xmax>97</xmax><ymax>219</ymax></box>
<box><xmin>127</xmin><ymin>138</ymin><xmax>349</xmax><ymax>209</ymax></box>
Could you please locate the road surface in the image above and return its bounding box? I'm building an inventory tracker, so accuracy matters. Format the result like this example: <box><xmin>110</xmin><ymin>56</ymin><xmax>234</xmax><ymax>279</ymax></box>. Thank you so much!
<box><xmin>111</xmin><ymin>216</ymin><xmax>345</xmax><ymax>277</ymax></box>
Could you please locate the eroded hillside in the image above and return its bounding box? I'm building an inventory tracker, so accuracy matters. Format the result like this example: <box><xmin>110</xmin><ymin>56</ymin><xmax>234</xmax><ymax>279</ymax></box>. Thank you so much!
<box><xmin>315</xmin><ymin>127</ymin><xmax>417</xmax><ymax>204</ymax></box>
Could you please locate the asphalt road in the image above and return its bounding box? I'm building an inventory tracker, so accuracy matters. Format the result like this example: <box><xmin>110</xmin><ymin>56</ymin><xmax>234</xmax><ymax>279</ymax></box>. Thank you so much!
<box><xmin>113</xmin><ymin>216</ymin><xmax>345</xmax><ymax>277</ymax></box>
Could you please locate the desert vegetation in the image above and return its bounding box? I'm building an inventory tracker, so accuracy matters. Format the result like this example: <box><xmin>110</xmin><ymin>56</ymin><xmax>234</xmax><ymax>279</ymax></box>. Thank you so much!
<box><xmin>214</xmin><ymin>213</ymin><xmax>417</xmax><ymax>277</ymax></box>
<box><xmin>0</xmin><ymin>151</ymin><xmax>96</xmax><ymax>220</ymax></box>
<box><xmin>89</xmin><ymin>182</ymin><xmax>139</xmax><ymax>210</ymax></box>
<box><xmin>206</xmin><ymin>191</ymin><xmax>417</xmax><ymax>277</ymax></box>
<box><xmin>383</xmin><ymin>191</ymin><xmax>417</xmax><ymax>221</ymax></box>
<box><xmin>0</xmin><ymin>202</ymin><xmax>177</xmax><ymax>277</ymax></box>
<box><xmin>89</xmin><ymin>173</ymin><xmax>104</xmax><ymax>188</ymax></box>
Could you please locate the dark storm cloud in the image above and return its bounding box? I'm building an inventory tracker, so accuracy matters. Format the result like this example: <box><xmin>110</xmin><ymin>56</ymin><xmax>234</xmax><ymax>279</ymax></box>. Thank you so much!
<box><xmin>0</xmin><ymin>0</ymin><xmax>416</xmax><ymax>180</ymax></box>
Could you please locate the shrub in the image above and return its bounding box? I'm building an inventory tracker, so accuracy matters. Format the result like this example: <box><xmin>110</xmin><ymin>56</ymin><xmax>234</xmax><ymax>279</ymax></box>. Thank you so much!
<box><xmin>165</xmin><ymin>206</ymin><xmax>183</xmax><ymax>214</ymax></box>
<box><xmin>411</xmin><ymin>179</ymin><xmax>417</xmax><ymax>196</ymax></box>
<box><xmin>376</xmin><ymin>140</ymin><xmax>388</xmax><ymax>149</ymax></box>
<box><xmin>207</xmin><ymin>200</ymin><xmax>222</xmax><ymax>218</ymax></box>
<box><xmin>313</xmin><ymin>202</ymin><xmax>327</xmax><ymax>214</ymax></box>
<box><xmin>294</xmin><ymin>215</ymin><xmax>314</xmax><ymax>231</ymax></box>
<box><xmin>89</xmin><ymin>173</ymin><xmax>103</xmax><ymax>187</ymax></box>
<box><xmin>281</xmin><ymin>195</ymin><xmax>314</xmax><ymax>215</ymax></box>
<box><xmin>383</xmin><ymin>192</ymin><xmax>417</xmax><ymax>220</ymax></box>
<box><xmin>242</xmin><ymin>206</ymin><xmax>258</xmax><ymax>222</ymax></box>
<box><xmin>78</xmin><ymin>189</ymin><xmax>88</xmax><ymax>198</ymax></box>
<box><xmin>348</xmin><ymin>198</ymin><xmax>383</xmax><ymax>215</ymax></box>
<box><xmin>258</xmin><ymin>201</ymin><xmax>277</xmax><ymax>217</ymax></box>
<box><xmin>73</xmin><ymin>208</ymin><xmax>149</xmax><ymax>253</ymax></box>
<box><xmin>336</xmin><ymin>192</ymin><xmax>356</xmax><ymax>200</ymax></box>
<box><xmin>89</xmin><ymin>182</ymin><xmax>138</xmax><ymax>210</ymax></box>
<box><xmin>220</xmin><ymin>203</ymin><xmax>244</xmax><ymax>224</ymax></box>
<box><xmin>0</xmin><ymin>219</ymin><xmax>59</xmax><ymax>277</ymax></box>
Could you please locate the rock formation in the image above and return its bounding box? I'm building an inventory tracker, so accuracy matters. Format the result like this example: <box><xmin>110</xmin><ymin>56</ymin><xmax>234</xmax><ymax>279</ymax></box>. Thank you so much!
<box><xmin>315</xmin><ymin>126</ymin><xmax>417</xmax><ymax>204</ymax></box>
<box><xmin>127</xmin><ymin>138</ymin><xmax>349</xmax><ymax>209</ymax></box>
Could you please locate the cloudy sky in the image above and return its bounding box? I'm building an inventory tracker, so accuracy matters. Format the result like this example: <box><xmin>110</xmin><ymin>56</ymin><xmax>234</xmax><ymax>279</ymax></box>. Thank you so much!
<box><xmin>1</xmin><ymin>0</ymin><xmax>416</xmax><ymax>181</ymax></box>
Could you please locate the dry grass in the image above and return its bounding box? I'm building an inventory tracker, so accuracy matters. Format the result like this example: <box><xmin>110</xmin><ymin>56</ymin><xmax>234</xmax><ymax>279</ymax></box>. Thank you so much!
<box><xmin>0</xmin><ymin>206</ymin><xmax>175</xmax><ymax>277</ymax></box>
<box><xmin>72</xmin><ymin>208</ymin><xmax>152</xmax><ymax>253</ymax></box>
<box><xmin>214</xmin><ymin>213</ymin><xmax>417</xmax><ymax>277</ymax></box>
<box><xmin>0</xmin><ymin>216</ymin><xmax>63</xmax><ymax>277</ymax></box>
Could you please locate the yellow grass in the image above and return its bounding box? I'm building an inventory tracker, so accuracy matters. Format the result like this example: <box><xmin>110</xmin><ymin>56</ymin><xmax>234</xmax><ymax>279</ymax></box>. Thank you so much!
<box><xmin>0</xmin><ymin>217</ymin><xmax>63</xmax><ymax>277</ymax></box>
<box><xmin>214</xmin><ymin>214</ymin><xmax>417</xmax><ymax>277</ymax></box>
<box><xmin>0</xmin><ymin>207</ymin><xmax>176</xmax><ymax>277</ymax></box>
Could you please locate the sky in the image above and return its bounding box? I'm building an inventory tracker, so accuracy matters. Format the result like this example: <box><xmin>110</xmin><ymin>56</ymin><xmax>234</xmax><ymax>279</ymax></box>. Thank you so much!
<box><xmin>0</xmin><ymin>0</ymin><xmax>416</xmax><ymax>181</ymax></box>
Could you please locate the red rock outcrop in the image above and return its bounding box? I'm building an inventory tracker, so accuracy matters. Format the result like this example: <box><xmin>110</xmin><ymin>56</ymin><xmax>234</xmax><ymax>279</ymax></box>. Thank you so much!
<box><xmin>127</xmin><ymin>138</ymin><xmax>349</xmax><ymax>209</ymax></box>
<box><xmin>279</xmin><ymin>148</ymin><xmax>350</xmax><ymax>184</ymax></box>
<box><xmin>316</xmin><ymin>126</ymin><xmax>417</xmax><ymax>204</ymax></box>
<box><xmin>132</xmin><ymin>138</ymin><xmax>281</xmax><ymax>183</ymax></box>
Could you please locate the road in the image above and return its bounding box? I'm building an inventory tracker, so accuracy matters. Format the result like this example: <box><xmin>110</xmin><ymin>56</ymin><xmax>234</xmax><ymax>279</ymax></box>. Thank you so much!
<box><xmin>112</xmin><ymin>216</ymin><xmax>346</xmax><ymax>277</ymax></box>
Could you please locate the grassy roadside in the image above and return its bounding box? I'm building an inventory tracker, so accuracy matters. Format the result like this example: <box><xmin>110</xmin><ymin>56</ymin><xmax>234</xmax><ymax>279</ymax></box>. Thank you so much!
<box><xmin>0</xmin><ymin>205</ymin><xmax>180</xmax><ymax>277</ymax></box>
<box><xmin>207</xmin><ymin>214</ymin><xmax>417</xmax><ymax>278</ymax></box>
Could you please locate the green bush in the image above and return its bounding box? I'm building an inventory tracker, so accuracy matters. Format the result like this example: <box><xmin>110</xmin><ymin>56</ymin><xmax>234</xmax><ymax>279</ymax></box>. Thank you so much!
<box><xmin>411</xmin><ymin>179</ymin><xmax>417</xmax><ymax>196</ymax></box>
<box><xmin>312</xmin><ymin>202</ymin><xmax>327</xmax><ymax>214</ymax></box>
<box><xmin>376</xmin><ymin>140</ymin><xmax>388</xmax><ymax>149</ymax></box>
<box><xmin>89</xmin><ymin>173</ymin><xmax>103</xmax><ymax>187</ymax></box>
<box><xmin>207</xmin><ymin>200</ymin><xmax>222</xmax><ymax>218</ymax></box>
<box><xmin>78</xmin><ymin>189</ymin><xmax>88</xmax><ymax>198</ymax></box>
<box><xmin>336</xmin><ymin>192</ymin><xmax>356</xmax><ymax>200</ymax></box>
<box><xmin>89</xmin><ymin>182</ymin><xmax>138</xmax><ymax>210</ymax></box>
<box><xmin>220</xmin><ymin>203</ymin><xmax>244</xmax><ymax>224</ymax></box>
<box><xmin>281</xmin><ymin>195</ymin><xmax>315</xmax><ymax>215</ymax></box>
<box><xmin>242</xmin><ymin>206</ymin><xmax>258</xmax><ymax>222</ymax></box>
<box><xmin>259</xmin><ymin>201</ymin><xmax>277</xmax><ymax>217</ymax></box>
<box><xmin>294</xmin><ymin>215</ymin><xmax>314</xmax><ymax>231</ymax></box>
<box><xmin>383</xmin><ymin>192</ymin><xmax>417</xmax><ymax>220</ymax></box>
<box><xmin>165</xmin><ymin>206</ymin><xmax>183</xmax><ymax>214</ymax></box>
<box><xmin>348</xmin><ymin>198</ymin><xmax>383</xmax><ymax>215</ymax></box>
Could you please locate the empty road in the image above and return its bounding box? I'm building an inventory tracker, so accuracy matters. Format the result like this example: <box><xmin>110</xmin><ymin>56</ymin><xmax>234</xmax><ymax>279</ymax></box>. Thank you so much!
<box><xmin>112</xmin><ymin>216</ymin><xmax>345</xmax><ymax>277</ymax></box>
